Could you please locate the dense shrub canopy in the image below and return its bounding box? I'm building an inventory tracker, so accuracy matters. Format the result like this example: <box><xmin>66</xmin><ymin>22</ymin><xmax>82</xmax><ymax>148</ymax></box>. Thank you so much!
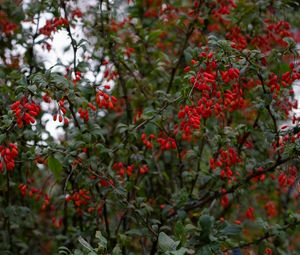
<box><xmin>1</xmin><ymin>0</ymin><xmax>300</xmax><ymax>254</ymax></box>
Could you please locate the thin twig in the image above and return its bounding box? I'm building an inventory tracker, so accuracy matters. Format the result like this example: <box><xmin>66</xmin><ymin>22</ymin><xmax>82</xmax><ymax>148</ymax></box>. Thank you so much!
<box><xmin>166</xmin><ymin>3</ymin><xmax>202</xmax><ymax>93</ymax></box>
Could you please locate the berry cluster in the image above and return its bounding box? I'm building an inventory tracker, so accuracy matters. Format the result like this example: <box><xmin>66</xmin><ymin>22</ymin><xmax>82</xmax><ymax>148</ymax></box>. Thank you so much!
<box><xmin>11</xmin><ymin>98</ymin><xmax>40</xmax><ymax>128</ymax></box>
<box><xmin>157</xmin><ymin>136</ymin><xmax>177</xmax><ymax>150</ymax></box>
<box><xmin>96</xmin><ymin>90</ymin><xmax>117</xmax><ymax>110</ymax></box>
<box><xmin>264</xmin><ymin>248</ymin><xmax>273</xmax><ymax>254</ymax></box>
<box><xmin>51</xmin><ymin>217</ymin><xmax>63</xmax><ymax>229</ymax></box>
<box><xmin>0</xmin><ymin>11</ymin><xmax>18</xmax><ymax>35</ymax></box>
<box><xmin>178</xmin><ymin>54</ymin><xmax>243</xmax><ymax>138</ymax></box>
<box><xmin>210</xmin><ymin>147</ymin><xmax>241</xmax><ymax>182</ymax></box>
<box><xmin>78</xmin><ymin>107</ymin><xmax>89</xmax><ymax>122</ymax></box>
<box><xmin>0</xmin><ymin>143</ymin><xmax>18</xmax><ymax>171</ymax></box>
<box><xmin>220</xmin><ymin>192</ymin><xmax>229</xmax><ymax>208</ymax></box>
<box><xmin>141</xmin><ymin>133</ymin><xmax>155</xmax><ymax>149</ymax></box>
<box><xmin>113</xmin><ymin>162</ymin><xmax>134</xmax><ymax>177</ymax></box>
<box><xmin>113</xmin><ymin>162</ymin><xmax>149</xmax><ymax>177</ymax></box>
<box><xmin>39</xmin><ymin>17</ymin><xmax>68</xmax><ymax>37</ymax></box>
<box><xmin>139</xmin><ymin>165</ymin><xmax>149</xmax><ymax>174</ymax></box>
<box><xmin>18</xmin><ymin>183</ymin><xmax>52</xmax><ymax>211</ymax></box>
<box><xmin>42</xmin><ymin>93</ymin><xmax>52</xmax><ymax>103</ymax></box>
<box><xmin>71</xmin><ymin>8</ymin><xmax>83</xmax><ymax>19</ymax></box>
<box><xmin>226</xmin><ymin>27</ymin><xmax>248</xmax><ymax>50</ymax></box>
<box><xmin>73</xmin><ymin>71</ymin><xmax>81</xmax><ymax>86</ymax></box>
<box><xmin>264</xmin><ymin>201</ymin><xmax>277</xmax><ymax>217</ymax></box>
<box><xmin>99</xmin><ymin>178</ymin><xmax>114</xmax><ymax>187</ymax></box>
<box><xmin>66</xmin><ymin>189</ymin><xmax>91</xmax><ymax>216</ymax></box>
<box><xmin>245</xmin><ymin>207</ymin><xmax>255</xmax><ymax>220</ymax></box>
<box><xmin>52</xmin><ymin>98</ymin><xmax>69</xmax><ymax>126</ymax></box>
<box><xmin>277</xmin><ymin>165</ymin><xmax>297</xmax><ymax>190</ymax></box>
<box><xmin>252</xmin><ymin>20</ymin><xmax>293</xmax><ymax>52</ymax></box>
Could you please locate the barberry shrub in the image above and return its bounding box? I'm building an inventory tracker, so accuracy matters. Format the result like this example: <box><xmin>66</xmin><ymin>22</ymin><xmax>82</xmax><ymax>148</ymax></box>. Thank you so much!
<box><xmin>1</xmin><ymin>0</ymin><xmax>300</xmax><ymax>254</ymax></box>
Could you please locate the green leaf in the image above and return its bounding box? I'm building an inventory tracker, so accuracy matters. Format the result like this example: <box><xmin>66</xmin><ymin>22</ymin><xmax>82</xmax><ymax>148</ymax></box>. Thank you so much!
<box><xmin>50</xmin><ymin>73</ymin><xmax>70</xmax><ymax>89</ymax></box>
<box><xmin>184</xmin><ymin>51</ymin><xmax>193</xmax><ymax>63</ymax></box>
<box><xmin>78</xmin><ymin>236</ymin><xmax>95</xmax><ymax>253</ymax></box>
<box><xmin>196</xmin><ymin>245</ymin><xmax>214</xmax><ymax>255</ymax></box>
<box><xmin>117</xmin><ymin>123</ymin><xmax>129</xmax><ymax>134</ymax></box>
<box><xmin>158</xmin><ymin>232</ymin><xmax>180</xmax><ymax>252</ymax></box>
<box><xmin>198</xmin><ymin>215</ymin><xmax>213</xmax><ymax>233</ymax></box>
<box><xmin>125</xmin><ymin>228</ymin><xmax>146</xmax><ymax>236</ymax></box>
<box><xmin>95</xmin><ymin>230</ymin><xmax>107</xmax><ymax>250</ymax></box>
<box><xmin>58</xmin><ymin>246</ymin><xmax>72</xmax><ymax>255</ymax></box>
<box><xmin>28</xmin><ymin>85</ymin><xmax>37</xmax><ymax>93</ymax></box>
<box><xmin>74</xmin><ymin>250</ymin><xmax>84</xmax><ymax>255</ymax></box>
<box><xmin>174</xmin><ymin>221</ymin><xmax>185</xmax><ymax>240</ymax></box>
<box><xmin>0</xmin><ymin>134</ymin><xmax>6</xmax><ymax>144</ymax></box>
<box><xmin>112</xmin><ymin>245</ymin><xmax>122</xmax><ymax>255</ymax></box>
<box><xmin>170</xmin><ymin>247</ymin><xmax>189</xmax><ymax>255</ymax></box>
<box><xmin>47</xmin><ymin>156</ymin><xmax>63</xmax><ymax>179</ymax></box>
<box><xmin>220</xmin><ymin>224</ymin><xmax>242</xmax><ymax>236</ymax></box>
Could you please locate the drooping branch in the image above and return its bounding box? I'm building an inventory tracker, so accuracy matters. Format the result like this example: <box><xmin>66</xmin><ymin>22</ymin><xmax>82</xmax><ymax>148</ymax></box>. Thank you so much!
<box><xmin>168</xmin><ymin>156</ymin><xmax>293</xmax><ymax>218</ymax></box>
<box><xmin>223</xmin><ymin>219</ymin><xmax>300</xmax><ymax>252</ymax></box>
